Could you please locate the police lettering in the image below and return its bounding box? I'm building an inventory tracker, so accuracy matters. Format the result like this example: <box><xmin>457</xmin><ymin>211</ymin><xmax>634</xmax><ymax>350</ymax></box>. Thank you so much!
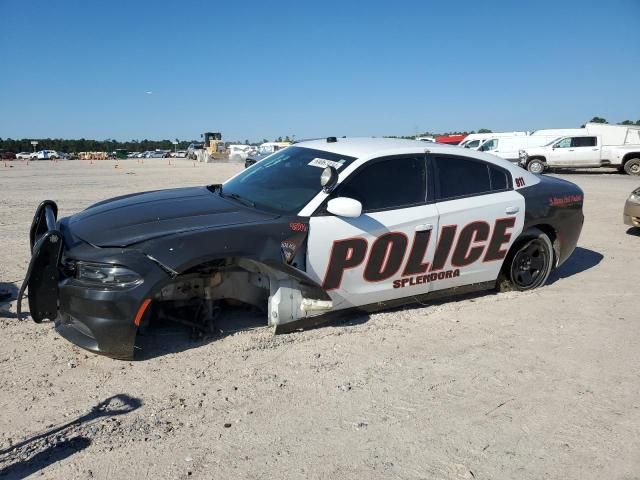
<box><xmin>322</xmin><ymin>217</ymin><xmax>516</xmax><ymax>290</ymax></box>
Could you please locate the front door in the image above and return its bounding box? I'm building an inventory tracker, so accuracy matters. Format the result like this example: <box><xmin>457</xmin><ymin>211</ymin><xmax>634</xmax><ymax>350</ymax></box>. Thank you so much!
<box><xmin>306</xmin><ymin>155</ymin><xmax>439</xmax><ymax>309</ymax></box>
<box><xmin>428</xmin><ymin>154</ymin><xmax>525</xmax><ymax>292</ymax></box>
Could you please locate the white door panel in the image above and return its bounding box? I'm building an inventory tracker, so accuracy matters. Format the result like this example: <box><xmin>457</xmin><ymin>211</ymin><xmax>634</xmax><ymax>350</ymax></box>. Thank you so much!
<box><xmin>549</xmin><ymin>137</ymin><xmax>600</xmax><ymax>166</ymax></box>
<box><xmin>429</xmin><ymin>191</ymin><xmax>525</xmax><ymax>292</ymax></box>
<box><xmin>307</xmin><ymin>204</ymin><xmax>439</xmax><ymax>309</ymax></box>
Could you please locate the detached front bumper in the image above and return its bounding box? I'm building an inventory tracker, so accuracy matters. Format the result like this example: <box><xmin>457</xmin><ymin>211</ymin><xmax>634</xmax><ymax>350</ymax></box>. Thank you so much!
<box><xmin>54</xmin><ymin>280</ymin><xmax>152</xmax><ymax>359</ymax></box>
<box><xmin>19</xmin><ymin>201</ymin><xmax>166</xmax><ymax>360</ymax></box>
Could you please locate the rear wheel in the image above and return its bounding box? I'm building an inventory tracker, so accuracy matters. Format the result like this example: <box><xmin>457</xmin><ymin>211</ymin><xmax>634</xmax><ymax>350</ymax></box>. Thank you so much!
<box><xmin>623</xmin><ymin>158</ymin><xmax>640</xmax><ymax>176</ymax></box>
<box><xmin>499</xmin><ymin>229</ymin><xmax>553</xmax><ymax>291</ymax></box>
<box><xmin>527</xmin><ymin>158</ymin><xmax>545</xmax><ymax>174</ymax></box>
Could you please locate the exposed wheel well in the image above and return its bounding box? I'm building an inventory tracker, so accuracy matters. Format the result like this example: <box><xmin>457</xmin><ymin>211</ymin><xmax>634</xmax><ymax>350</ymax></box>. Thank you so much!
<box><xmin>622</xmin><ymin>153</ymin><xmax>640</xmax><ymax>165</ymax></box>
<box><xmin>527</xmin><ymin>156</ymin><xmax>547</xmax><ymax>164</ymax></box>
<box><xmin>518</xmin><ymin>224</ymin><xmax>558</xmax><ymax>267</ymax></box>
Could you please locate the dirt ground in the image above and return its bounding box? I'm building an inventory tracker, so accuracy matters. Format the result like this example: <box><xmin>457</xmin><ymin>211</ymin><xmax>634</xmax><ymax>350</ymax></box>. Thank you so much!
<box><xmin>0</xmin><ymin>158</ymin><xmax>639</xmax><ymax>480</ymax></box>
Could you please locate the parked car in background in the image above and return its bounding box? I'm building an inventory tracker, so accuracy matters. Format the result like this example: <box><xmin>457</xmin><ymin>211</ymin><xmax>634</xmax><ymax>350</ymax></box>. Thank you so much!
<box><xmin>145</xmin><ymin>150</ymin><xmax>168</xmax><ymax>158</ymax></box>
<box><xmin>244</xmin><ymin>152</ymin><xmax>269</xmax><ymax>168</ymax></box>
<box><xmin>175</xmin><ymin>150</ymin><xmax>187</xmax><ymax>158</ymax></box>
<box><xmin>16</xmin><ymin>152</ymin><xmax>32</xmax><ymax>160</ymax></box>
<box><xmin>34</xmin><ymin>150</ymin><xmax>60</xmax><ymax>160</ymax></box>
<box><xmin>519</xmin><ymin>123</ymin><xmax>640</xmax><ymax>175</ymax></box>
<box><xmin>258</xmin><ymin>142</ymin><xmax>290</xmax><ymax>155</ymax></box>
<box><xmin>624</xmin><ymin>187</ymin><xmax>640</xmax><ymax>228</ymax></box>
<box><xmin>244</xmin><ymin>142</ymin><xmax>293</xmax><ymax>167</ymax></box>
<box><xmin>187</xmin><ymin>143</ymin><xmax>204</xmax><ymax>160</ymax></box>
<box><xmin>0</xmin><ymin>151</ymin><xmax>17</xmax><ymax>160</ymax></box>
<box><xmin>228</xmin><ymin>144</ymin><xmax>256</xmax><ymax>162</ymax></box>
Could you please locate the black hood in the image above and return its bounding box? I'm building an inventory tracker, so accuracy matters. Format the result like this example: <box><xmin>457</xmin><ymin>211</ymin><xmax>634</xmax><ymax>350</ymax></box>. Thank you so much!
<box><xmin>65</xmin><ymin>186</ymin><xmax>278</xmax><ymax>247</ymax></box>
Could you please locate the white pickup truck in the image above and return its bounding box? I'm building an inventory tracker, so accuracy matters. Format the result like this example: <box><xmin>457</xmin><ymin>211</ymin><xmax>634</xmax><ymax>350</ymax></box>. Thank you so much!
<box><xmin>519</xmin><ymin>123</ymin><xmax>640</xmax><ymax>175</ymax></box>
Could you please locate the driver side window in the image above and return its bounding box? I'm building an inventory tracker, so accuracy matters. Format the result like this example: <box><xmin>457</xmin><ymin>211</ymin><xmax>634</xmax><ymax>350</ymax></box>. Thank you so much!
<box><xmin>480</xmin><ymin>139</ymin><xmax>498</xmax><ymax>151</ymax></box>
<box><xmin>337</xmin><ymin>156</ymin><xmax>427</xmax><ymax>213</ymax></box>
<box><xmin>555</xmin><ymin>138</ymin><xmax>572</xmax><ymax>148</ymax></box>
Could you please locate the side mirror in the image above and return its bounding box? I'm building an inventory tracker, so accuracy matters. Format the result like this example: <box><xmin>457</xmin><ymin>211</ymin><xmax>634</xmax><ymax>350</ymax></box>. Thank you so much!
<box><xmin>320</xmin><ymin>166</ymin><xmax>339</xmax><ymax>192</ymax></box>
<box><xmin>326</xmin><ymin>197</ymin><xmax>362</xmax><ymax>218</ymax></box>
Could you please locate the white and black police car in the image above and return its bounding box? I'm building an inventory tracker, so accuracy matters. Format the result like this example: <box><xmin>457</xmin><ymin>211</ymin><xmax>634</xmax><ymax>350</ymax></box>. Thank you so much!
<box><xmin>19</xmin><ymin>137</ymin><xmax>584</xmax><ymax>359</ymax></box>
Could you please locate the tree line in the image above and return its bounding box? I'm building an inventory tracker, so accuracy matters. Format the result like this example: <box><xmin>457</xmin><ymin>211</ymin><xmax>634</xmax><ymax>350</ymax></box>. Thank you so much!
<box><xmin>0</xmin><ymin>138</ymin><xmax>203</xmax><ymax>154</ymax></box>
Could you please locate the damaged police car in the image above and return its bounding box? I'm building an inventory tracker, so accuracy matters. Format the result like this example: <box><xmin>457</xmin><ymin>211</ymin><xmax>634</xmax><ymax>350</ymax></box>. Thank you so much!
<box><xmin>19</xmin><ymin>138</ymin><xmax>584</xmax><ymax>359</ymax></box>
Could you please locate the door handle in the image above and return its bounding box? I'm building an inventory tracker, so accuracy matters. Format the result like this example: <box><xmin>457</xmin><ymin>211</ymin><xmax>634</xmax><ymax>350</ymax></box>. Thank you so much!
<box><xmin>568</xmin><ymin>149</ymin><xmax>574</xmax><ymax>151</ymax></box>
<box><xmin>505</xmin><ymin>206</ymin><xmax>519</xmax><ymax>215</ymax></box>
<box><xmin>415</xmin><ymin>223</ymin><xmax>433</xmax><ymax>231</ymax></box>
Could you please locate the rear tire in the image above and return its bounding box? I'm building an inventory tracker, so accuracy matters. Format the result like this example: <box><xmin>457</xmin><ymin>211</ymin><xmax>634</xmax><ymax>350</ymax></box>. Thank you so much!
<box><xmin>499</xmin><ymin>228</ymin><xmax>553</xmax><ymax>292</ymax></box>
<box><xmin>527</xmin><ymin>158</ymin><xmax>545</xmax><ymax>174</ymax></box>
<box><xmin>623</xmin><ymin>158</ymin><xmax>640</xmax><ymax>176</ymax></box>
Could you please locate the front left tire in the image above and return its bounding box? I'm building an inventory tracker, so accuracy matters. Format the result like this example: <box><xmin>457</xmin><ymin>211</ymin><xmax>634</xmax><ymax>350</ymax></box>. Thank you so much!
<box><xmin>527</xmin><ymin>158</ymin><xmax>546</xmax><ymax>174</ymax></box>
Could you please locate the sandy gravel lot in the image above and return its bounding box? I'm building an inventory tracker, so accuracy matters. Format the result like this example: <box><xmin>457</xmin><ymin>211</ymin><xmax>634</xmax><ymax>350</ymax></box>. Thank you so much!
<box><xmin>1</xmin><ymin>158</ymin><xmax>639</xmax><ymax>480</ymax></box>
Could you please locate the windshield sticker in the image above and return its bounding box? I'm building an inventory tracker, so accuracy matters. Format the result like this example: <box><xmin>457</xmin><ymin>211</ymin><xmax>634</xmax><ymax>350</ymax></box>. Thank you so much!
<box><xmin>308</xmin><ymin>158</ymin><xmax>345</xmax><ymax>169</ymax></box>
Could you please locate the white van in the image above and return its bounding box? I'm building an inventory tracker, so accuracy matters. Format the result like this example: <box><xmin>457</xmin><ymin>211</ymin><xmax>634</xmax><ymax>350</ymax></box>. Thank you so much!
<box><xmin>459</xmin><ymin>132</ymin><xmax>529</xmax><ymax>150</ymax></box>
<box><xmin>477</xmin><ymin>135</ymin><xmax>552</xmax><ymax>162</ymax></box>
<box><xmin>529</xmin><ymin>128</ymin><xmax>586</xmax><ymax>145</ymax></box>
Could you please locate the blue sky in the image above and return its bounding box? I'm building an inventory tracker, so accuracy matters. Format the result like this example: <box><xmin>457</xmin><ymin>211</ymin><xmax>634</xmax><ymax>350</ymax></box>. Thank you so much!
<box><xmin>1</xmin><ymin>0</ymin><xmax>639</xmax><ymax>142</ymax></box>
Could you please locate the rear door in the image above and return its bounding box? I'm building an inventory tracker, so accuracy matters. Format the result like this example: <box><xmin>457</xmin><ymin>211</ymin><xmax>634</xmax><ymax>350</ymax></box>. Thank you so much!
<box><xmin>570</xmin><ymin>136</ymin><xmax>600</xmax><ymax>166</ymax></box>
<box><xmin>429</xmin><ymin>154</ymin><xmax>525</xmax><ymax>292</ymax></box>
<box><xmin>306</xmin><ymin>155</ymin><xmax>439</xmax><ymax>308</ymax></box>
<box><xmin>549</xmin><ymin>136</ymin><xmax>600</xmax><ymax>166</ymax></box>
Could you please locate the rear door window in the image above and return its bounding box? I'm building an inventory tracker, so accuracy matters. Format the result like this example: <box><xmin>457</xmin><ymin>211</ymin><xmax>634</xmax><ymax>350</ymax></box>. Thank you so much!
<box><xmin>571</xmin><ymin>136</ymin><xmax>597</xmax><ymax>147</ymax></box>
<box><xmin>434</xmin><ymin>156</ymin><xmax>510</xmax><ymax>200</ymax></box>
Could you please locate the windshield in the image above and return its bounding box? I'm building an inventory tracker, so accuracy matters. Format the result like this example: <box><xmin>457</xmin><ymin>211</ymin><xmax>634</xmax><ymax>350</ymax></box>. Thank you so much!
<box><xmin>222</xmin><ymin>146</ymin><xmax>356</xmax><ymax>214</ymax></box>
<box><xmin>544</xmin><ymin>137</ymin><xmax>562</xmax><ymax>146</ymax></box>
<box><xmin>464</xmin><ymin>140</ymin><xmax>481</xmax><ymax>149</ymax></box>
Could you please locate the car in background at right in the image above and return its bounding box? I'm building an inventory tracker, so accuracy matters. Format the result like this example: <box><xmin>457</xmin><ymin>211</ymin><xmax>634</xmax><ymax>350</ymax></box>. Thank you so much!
<box><xmin>624</xmin><ymin>187</ymin><xmax>640</xmax><ymax>229</ymax></box>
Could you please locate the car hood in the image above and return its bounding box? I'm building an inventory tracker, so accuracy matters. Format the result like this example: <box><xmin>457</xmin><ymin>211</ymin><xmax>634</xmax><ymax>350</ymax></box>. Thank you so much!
<box><xmin>65</xmin><ymin>186</ymin><xmax>278</xmax><ymax>247</ymax></box>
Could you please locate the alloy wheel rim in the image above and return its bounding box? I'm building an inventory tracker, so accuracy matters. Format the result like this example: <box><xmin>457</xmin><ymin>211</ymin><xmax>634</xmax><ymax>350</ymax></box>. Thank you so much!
<box><xmin>530</xmin><ymin>162</ymin><xmax>543</xmax><ymax>174</ymax></box>
<box><xmin>511</xmin><ymin>240</ymin><xmax>548</xmax><ymax>288</ymax></box>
